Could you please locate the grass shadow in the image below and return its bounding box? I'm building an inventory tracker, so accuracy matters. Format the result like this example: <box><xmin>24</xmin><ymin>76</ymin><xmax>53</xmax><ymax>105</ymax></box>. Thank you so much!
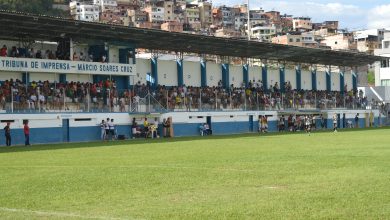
<box><xmin>0</xmin><ymin>127</ymin><xmax>388</xmax><ymax>154</ymax></box>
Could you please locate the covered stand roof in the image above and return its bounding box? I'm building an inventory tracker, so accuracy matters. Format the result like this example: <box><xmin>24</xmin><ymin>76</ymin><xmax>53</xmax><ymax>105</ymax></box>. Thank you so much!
<box><xmin>0</xmin><ymin>10</ymin><xmax>385</xmax><ymax>66</ymax></box>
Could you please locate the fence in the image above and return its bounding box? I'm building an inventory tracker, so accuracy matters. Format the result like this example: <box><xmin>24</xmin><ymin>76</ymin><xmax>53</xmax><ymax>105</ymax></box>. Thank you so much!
<box><xmin>2</xmin><ymin>85</ymin><xmax>383</xmax><ymax>113</ymax></box>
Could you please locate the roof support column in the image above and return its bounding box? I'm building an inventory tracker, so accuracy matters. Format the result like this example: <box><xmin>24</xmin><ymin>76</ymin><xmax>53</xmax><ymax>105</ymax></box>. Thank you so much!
<box><xmin>222</xmin><ymin>63</ymin><xmax>230</xmax><ymax>90</ymax></box>
<box><xmin>243</xmin><ymin>63</ymin><xmax>249</xmax><ymax>88</ymax></box>
<box><xmin>326</xmin><ymin>65</ymin><xmax>331</xmax><ymax>92</ymax></box>
<box><xmin>221</xmin><ymin>56</ymin><xmax>230</xmax><ymax>90</ymax></box>
<box><xmin>296</xmin><ymin>64</ymin><xmax>302</xmax><ymax>90</ymax></box>
<box><xmin>311</xmin><ymin>65</ymin><xmax>317</xmax><ymax>91</ymax></box>
<box><xmin>70</xmin><ymin>38</ymin><xmax>74</xmax><ymax>61</ymax></box>
<box><xmin>176</xmin><ymin>52</ymin><xmax>184</xmax><ymax>87</ymax></box>
<box><xmin>200</xmin><ymin>58</ymin><xmax>207</xmax><ymax>87</ymax></box>
<box><xmin>262</xmin><ymin>61</ymin><xmax>268</xmax><ymax>93</ymax></box>
<box><xmin>352</xmin><ymin>66</ymin><xmax>358</xmax><ymax>91</ymax></box>
<box><xmin>22</xmin><ymin>72</ymin><xmax>30</xmax><ymax>85</ymax></box>
<box><xmin>279</xmin><ymin>63</ymin><xmax>285</xmax><ymax>93</ymax></box>
<box><xmin>340</xmin><ymin>67</ymin><xmax>345</xmax><ymax>94</ymax></box>
<box><xmin>151</xmin><ymin>53</ymin><xmax>158</xmax><ymax>91</ymax></box>
<box><xmin>59</xmin><ymin>74</ymin><xmax>66</xmax><ymax>83</ymax></box>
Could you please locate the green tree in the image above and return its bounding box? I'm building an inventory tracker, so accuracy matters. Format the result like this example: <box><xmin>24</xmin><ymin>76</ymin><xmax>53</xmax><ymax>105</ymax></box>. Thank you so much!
<box><xmin>0</xmin><ymin>0</ymin><xmax>67</xmax><ymax>17</ymax></box>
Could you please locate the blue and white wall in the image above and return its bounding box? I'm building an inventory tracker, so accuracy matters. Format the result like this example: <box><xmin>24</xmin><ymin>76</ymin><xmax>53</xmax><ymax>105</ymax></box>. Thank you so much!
<box><xmin>129</xmin><ymin>59</ymin><xmax>355</xmax><ymax>92</ymax></box>
<box><xmin>0</xmin><ymin>109</ymin><xmax>384</xmax><ymax>146</ymax></box>
<box><xmin>183</xmin><ymin>61</ymin><xmax>201</xmax><ymax>87</ymax></box>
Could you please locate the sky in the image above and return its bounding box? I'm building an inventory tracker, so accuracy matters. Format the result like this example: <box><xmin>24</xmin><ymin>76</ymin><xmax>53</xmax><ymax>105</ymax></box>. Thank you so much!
<box><xmin>211</xmin><ymin>0</ymin><xmax>390</xmax><ymax>30</ymax></box>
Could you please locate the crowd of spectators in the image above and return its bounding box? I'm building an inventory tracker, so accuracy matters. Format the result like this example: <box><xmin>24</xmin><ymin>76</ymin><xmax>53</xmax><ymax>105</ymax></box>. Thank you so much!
<box><xmin>134</xmin><ymin>80</ymin><xmax>376</xmax><ymax>112</ymax></box>
<box><xmin>0</xmin><ymin>43</ymin><xmax>383</xmax><ymax>113</ymax></box>
<box><xmin>0</xmin><ymin>76</ymin><xmax>381</xmax><ymax>113</ymax></box>
<box><xmin>0</xmin><ymin>44</ymin><xmax>106</xmax><ymax>62</ymax></box>
<box><xmin>0</xmin><ymin>78</ymin><xmax>134</xmax><ymax>112</ymax></box>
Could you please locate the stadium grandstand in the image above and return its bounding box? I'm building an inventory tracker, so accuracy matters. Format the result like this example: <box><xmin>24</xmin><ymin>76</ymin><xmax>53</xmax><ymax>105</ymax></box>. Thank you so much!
<box><xmin>0</xmin><ymin>10</ymin><xmax>388</xmax><ymax>145</ymax></box>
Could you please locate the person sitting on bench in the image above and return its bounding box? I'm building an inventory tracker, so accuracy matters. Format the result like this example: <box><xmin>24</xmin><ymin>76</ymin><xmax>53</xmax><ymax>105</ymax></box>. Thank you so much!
<box><xmin>203</xmin><ymin>123</ymin><xmax>212</xmax><ymax>135</ymax></box>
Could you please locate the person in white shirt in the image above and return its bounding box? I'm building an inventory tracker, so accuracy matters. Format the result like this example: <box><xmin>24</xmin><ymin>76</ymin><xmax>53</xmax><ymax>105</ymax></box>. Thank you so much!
<box><xmin>38</xmin><ymin>94</ymin><xmax>45</xmax><ymax>109</ymax></box>
<box><xmin>305</xmin><ymin>116</ymin><xmax>311</xmax><ymax>134</ymax></box>
<box><xmin>100</xmin><ymin>120</ymin><xmax>106</xmax><ymax>141</ymax></box>
<box><xmin>133</xmin><ymin>95</ymin><xmax>140</xmax><ymax>111</ymax></box>
<box><xmin>29</xmin><ymin>94</ymin><xmax>37</xmax><ymax>109</ymax></box>
<box><xmin>79</xmin><ymin>52</ymin><xmax>86</xmax><ymax>61</ymax></box>
<box><xmin>108</xmin><ymin>119</ymin><xmax>115</xmax><ymax>140</ymax></box>
<box><xmin>333</xmin><ymin>114</ymin><xmax>338</xmax><ymax>132</ymax></box>
<box><xmin>105</xmin><ymin>118</ymin><xmax>110</xmax><ymax>140</ymax></box>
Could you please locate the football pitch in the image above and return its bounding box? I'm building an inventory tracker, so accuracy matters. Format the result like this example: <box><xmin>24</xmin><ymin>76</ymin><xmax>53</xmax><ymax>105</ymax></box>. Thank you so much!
<box><xmin>0</xmin><ymin>128</ymin><xmax>389</xmax><ymax>220</ymax></box>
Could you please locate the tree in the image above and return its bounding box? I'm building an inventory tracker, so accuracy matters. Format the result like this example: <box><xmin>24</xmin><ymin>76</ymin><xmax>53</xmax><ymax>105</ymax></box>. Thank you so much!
<box><xmin>0</xmin><ymin>0</ymin><xmax>67</xmax><ymax>17</ymax></box>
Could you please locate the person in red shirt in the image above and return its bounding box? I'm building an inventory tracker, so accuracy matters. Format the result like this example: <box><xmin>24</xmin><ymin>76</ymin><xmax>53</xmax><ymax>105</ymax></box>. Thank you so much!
<box><xmin>0</xmin><ymin>45</ymin><xmax>7</xmax><ymax>57</ymax></box>
<box><xmin>23</xmin><ymin>120</ymin><xmax>30</xmax><ymax>146</ymax></box>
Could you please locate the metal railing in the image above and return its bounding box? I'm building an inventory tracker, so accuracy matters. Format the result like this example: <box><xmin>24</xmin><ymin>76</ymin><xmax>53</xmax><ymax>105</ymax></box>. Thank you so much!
<box><xmin>2</xmin><ymin>85</ymin><xmax>382</xmax><ymax>113</ymax></box>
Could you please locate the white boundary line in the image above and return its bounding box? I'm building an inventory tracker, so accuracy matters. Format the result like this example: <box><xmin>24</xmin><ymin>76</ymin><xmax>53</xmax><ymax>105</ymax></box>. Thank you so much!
<box><xmin>0</xmin><ymin>207</ymin><xmax>139</xmax><ymax>220</ymax></box>
<box><xmin>0</xmin><ymin>165</ymin><xmax>256</xmax><ymax>172</ymax></box>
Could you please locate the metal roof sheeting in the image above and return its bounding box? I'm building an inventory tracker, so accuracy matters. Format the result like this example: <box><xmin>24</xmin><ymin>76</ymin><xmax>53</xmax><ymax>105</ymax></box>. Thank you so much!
<box><xmin>0</xmin><ymin>10</ymin><xmax>385</xmax><ymax>66</ymax></box>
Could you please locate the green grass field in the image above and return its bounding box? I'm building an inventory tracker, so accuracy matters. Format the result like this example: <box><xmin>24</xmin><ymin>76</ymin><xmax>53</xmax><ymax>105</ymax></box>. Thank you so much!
<box><xmin>1</xmin><ymin>129</ymin><xmax>389</xmax><ymax>220</ymax></box>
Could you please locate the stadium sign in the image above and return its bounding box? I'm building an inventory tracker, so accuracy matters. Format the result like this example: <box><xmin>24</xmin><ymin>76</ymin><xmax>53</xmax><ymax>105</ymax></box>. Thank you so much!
<box><xmin>0</xmin><ymin>57</ymin><xmax>136</xmax><ymax>76</ymax></box>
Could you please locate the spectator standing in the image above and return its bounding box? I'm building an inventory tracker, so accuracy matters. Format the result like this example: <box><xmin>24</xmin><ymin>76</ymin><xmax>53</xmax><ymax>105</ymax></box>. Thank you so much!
<box><xmin>109</xmin><ymin>119</ymin><xmax>115</xmax><ymax>140</ymax></box>
<box><xmin>369</xmin><ymin>112</ymin><xmax>374</xmax><ymax>127</ymax></box>
<box><xmin>79</xmin><ymin>52</ymin><xmax>86</xmax><ymax>61</ymax></box>
<box><xmin>100</xmin><ymin>120</ymin><xmax>106</xmax><ymax>141</ymax></box>
<box><xmin>354</xmin><ymin>113</ymin><xmax>359</xmax><ymax>128</ymax></box>
<box><xmin>73</xmin><ymin>52</ymin><xmax>79</xmax><ymax>61</ymax></box>
<box><xmin>131</xmin><ymin>118</ymin><xmax>141</xmax><ymax>138</ymax></box>
<box><xmin>24</xmin><ymin>120</ymin><xmax>30</xmax><ymax>146</ymax></box>
<box><xmin>162</xmin><ymin>118</ymin><xmax>168</xmax><ymax>137</ymax></box>
<box><xmin>4</xmin><ymin>122</ymin><xmax>11</xmax><ymax>146</ymax></box>
<box><xmin>105</xmin><ymin>118</ymin><xmax>110</xmax><ymax>140</ymax></box>
<box><xmin>143</xmin><ymin>118</ymin><xmax>149</xmax><ymax>138</ymax></box>
<box><xmin>333</xmin><ymin>114</ymin><xmax>338</xmax><ymax>132</ymax></box>
<box><xmin>0</xmin><ymin>45</ymin><xmax>7</xmax><ymax>56</ymax></box>
<box><xmin>320</xmin><ymin>114</ymin><xmax>325</xmax><ymax>129</ymax></box>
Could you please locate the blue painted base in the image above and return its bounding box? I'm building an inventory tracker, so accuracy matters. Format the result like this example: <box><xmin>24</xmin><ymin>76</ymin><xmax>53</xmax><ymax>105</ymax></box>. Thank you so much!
<box><xmin>0</xmin><ymin>119</ymin><xmax>387</xmax><ymax>146</ymax></box>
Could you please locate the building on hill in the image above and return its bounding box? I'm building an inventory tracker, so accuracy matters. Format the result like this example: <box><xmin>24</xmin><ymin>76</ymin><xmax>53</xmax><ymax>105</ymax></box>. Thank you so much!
<box><xmin>143</xmin><ymin>0</ymin><xmax>165</xmax><ymax>27</ymax></box>
<box><xmin>198</xmin><ymin>1</ymin><xmax>212</xmax><ymax>30</ymax></box>
<box><xmin>301</xmin><ymin>32</ymin><xmax>318</xmax><ymax>48</ymax></box>
<box><xmin>234</xmin><ymin>12</ymin><xmax>247</xmax><ymax>33</ymax></box>
<box><xmin>93</xmin><ymin>0</ymin><xmax>118</xmax><ymax>12</ymax></box>
<box><xmin>280</xmin><ymin>14</ymin><xmax>293</xmax><ymax>33</ymax></box>
<box><xmin>354</xmin><ymin>29</ymin><xmax>387</xmax><ymax>54</ymax></box>
<box><xmin>272</xmin><ymin>33</ymin><xmax>303</xmax><ymax>47</ymax></box>
<box><xmin>292</xmin><ymin>16</ymin><xmax>312</xmax><ymax>32</ymax></box>
<box><xmin>249</xmin><ymin>9</ymin><xmax>268</xmax><ymax>28</ymax></box>
<box><xmin>264</xmin><ymin>11</ymin><xmax>282</xmax><ymax>33</ymax></box>
<box><xmin>250</xmin><ymin>25</ymin><xmax>276</xmax><ymax>42</ymax></box>
<box><xmin>161</xmin><ymin>21</ymin><xmax>183</xmax><ymax>32</ymax></box>
<box><xmin>70</xmin><ymin>1</ymin><xmax>100</xmax><ymax>22</ymax></box>
<box><xmin>374</xmin><ymin>32</ymin><xmax>390</xmax><ymax>86</ymax></box>
<box><xmin>312</xmin><ymin>21</ymin><xmax>339</xmax><ymax>36</ymax></box>
<box><xmin>183</xmin><ymin>4</ymin><xmax>201</xmax><ymax>31</ymax></box>
<box><xmin>214</xmin><ymin>28</ymin><xmax>241</xmax><ymax>38</ymax></box>
<box><xmin>321</xmin><ymin>33</ymin><xmax>357</xmax><ymax>51</ymax></box>
<box><xmin>128</xmin><ymin>9</ymin><xmax>149</xmax><ymax>27</ymax></box>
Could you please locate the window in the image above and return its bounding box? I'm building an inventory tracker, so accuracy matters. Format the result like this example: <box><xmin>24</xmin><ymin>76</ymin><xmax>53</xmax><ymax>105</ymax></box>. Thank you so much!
<box><xmin>385</xmin><ymin>41</ymin><xmax>390</xmax><ymax>49</ymax></box>
<box><xmin>381</xmin><ymin>80</ymin><xmax>390</xmax><ymax>86</ymax></box>
<box><xmin>296</xmin><ymin>39</ymin><xmax>301</xmax><ymax>42</ymax></box>
<box><xmin>75</xmin><ymin>118</ymin><xmax>92</xmax><ymax>121</ymax></box>
<box><xmin>289</xmin><ymin>38</ymin><xmax>293</xmax><ymax>42</ymax></box>
<box><xmin>335</xmin><ymin>41</ymin><xmax>338</xmax><ymax>45</ymax></box>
